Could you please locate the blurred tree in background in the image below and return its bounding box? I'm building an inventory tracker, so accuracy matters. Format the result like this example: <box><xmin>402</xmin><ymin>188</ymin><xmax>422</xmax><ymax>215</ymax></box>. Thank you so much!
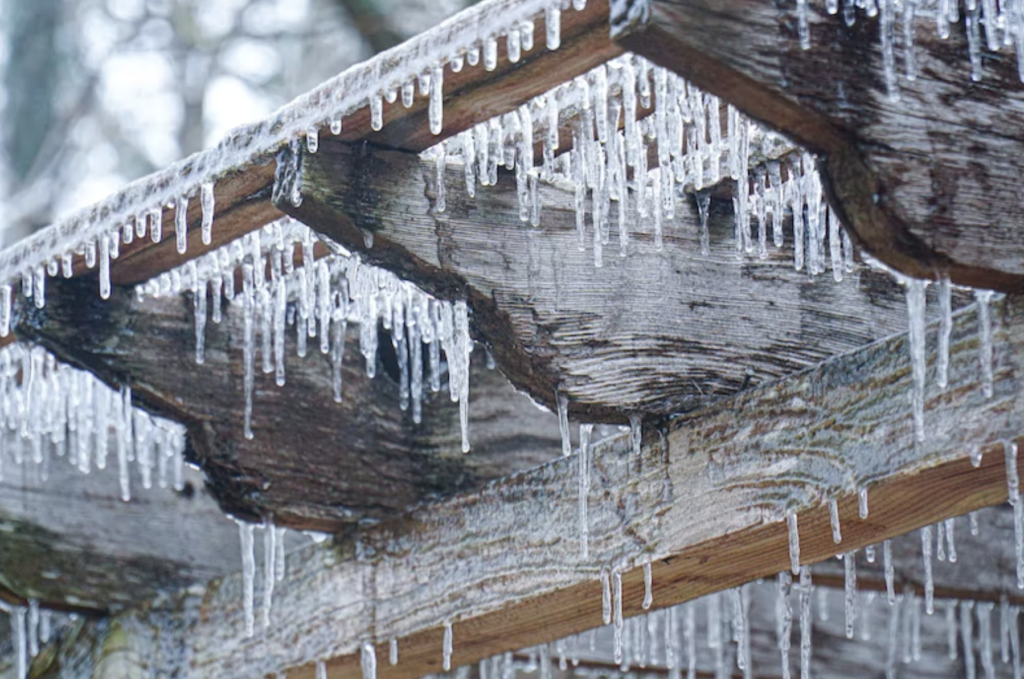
<box><xmin>0</xmin><ymin>0</ymin><xmax>470</xmax><ymax>244</ymax></box>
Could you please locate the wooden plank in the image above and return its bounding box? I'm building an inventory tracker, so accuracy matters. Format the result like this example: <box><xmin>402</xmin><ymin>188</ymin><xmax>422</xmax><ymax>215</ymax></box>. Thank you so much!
<box><xmin>13</xmin><ymin>276</ymin><xmax>568</xmax><ymax>531</ymax></box>
<box><xmin>0</xmin><ymin>0</ymin><xmax>620</xmax><ymax>297</ymax></box>
<box><xmin>610</xmin><ymin>0</ymin><xmax>1024</xmax><ymax>292</ymax></box>
<box><xmin>278</xmin><ymin>138</ymin><xmax>915</xmax><ymax>421</ymax></box>
<box><xmin>33</xmin><ymin>290</ymin><xmax>1024</xmax><ymax>679</ymax></box>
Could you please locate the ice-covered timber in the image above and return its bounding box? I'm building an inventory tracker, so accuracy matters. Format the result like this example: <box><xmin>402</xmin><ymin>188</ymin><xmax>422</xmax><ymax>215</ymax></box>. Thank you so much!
<box><xmin>610</xmin><ymin>0</ymin><xmax>1024</xmax><ymax>293</ymax></box>
<box><xmin>38</xmin><ymin>291</ymin><xmax>1024</xmax><ymax>679</ymax></box>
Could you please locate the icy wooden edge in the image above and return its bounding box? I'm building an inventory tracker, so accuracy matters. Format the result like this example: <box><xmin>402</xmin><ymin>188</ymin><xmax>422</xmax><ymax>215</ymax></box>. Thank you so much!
<box><xmin>34</xmin><ymin>292</ymin><xmax>1024</xmax><ymax>679</ymax></box>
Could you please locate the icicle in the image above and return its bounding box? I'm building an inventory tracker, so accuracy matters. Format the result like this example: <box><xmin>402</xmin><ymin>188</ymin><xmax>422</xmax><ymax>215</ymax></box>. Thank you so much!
<box><xmin>14</xmin><ymin>606</ymin><xmax>26</xmax><ymax>679</ymax></box>
<box><xmin>968</xmin><ymin>4</ymin><xmax>984</xmax><ymax>81</ymax></box>
<box><xmin>175</xmin><ymin>195</ymin><xmax>189</xmax><ymax>254</ymax></box>
<box><xmin>545</xmin><ymin>4</ymin><xmax>561</xmax><ymax>50</ymax></box>
<box><xmin>443</xmin><ymin>622</ymin><xmax>453</xmax><ymax>671</ymax></box>
<box><xmin>905</xmin><ymin>278</ymin><xmax>928</xmax><ymax>442</ymax></box>
<box><xmin>435</xmin><ymin>141</ymin><xmax>447</xmax><ymax>213</ymax></box>
<box><xmin>389</xmin><ymin>638</ymin><xmax>399</xmax><ymax>666</ymax></box>
<box><xmin>331</xmin><ymin>116</ymin><xmax>343</xmax><ymax>135</ymax></box>
<box><xmin>976</xmin><ymin>289</ymin><xmax>994</xmax><ymax>398</ymax></box>
<box><xmin>262</xmin><ymin>520</ymin><xmax>276</xmax><ymax>628</ymax></box>
<box><xmin>885</xmin><ymin>594</ymin><xmax>901</xmax><ymax>678</ymax></box>
<box><xmin>922</xmin><ymin>525</ymin><xmax>934</xmax><ymax>614</ymax></box>
<box><xmin>971</xmin><ymin>511</ymin><xmax>981</xmax><ymax>535</ymax></box>
<box><xmin>27</xmin><ymin>599</ymin><xmax>38</xmax><ymax>657</ymax></box>
<box><xmin>243</xmin><ymin>263</ymin><xmax>255</xmax><ymax>440</ymax></box>
<box><xmin>844</xmin><ymin>551</ymin><xmax>856</xmax><ymax>638</ymax></box>
<box><xmin>796</xmin><ymin>0</ymin><xmax>811</xmax><ymax>49</ymax></box>
<box><xmin>201</xmin><ymin>181</ymin><xmax>215</xmax><ymax>245</ymax></box>
<box><xmin>239</xmin><ymin>521</ymin><xmax>255</xmax><ymax>637</ymax></box>
<box><xmin>884</xmin><ymin>539</ymin><xmax>895</xmax><ymax>604</ymax></box>
<box><xmin>799</xmin><ymin>567</ymin><xmax>812</xmax><ymax>679</ymax></box>
<box><xmin>151</xmin><ymin>207</ymin><xmax>163</xmax><ymax>243</ymax></box>
<box><xmin>579</xmin><ymin>423</ymin><xmax>592</xmax><ymax>559</ymax></box>
<box><xmin>556</xmin><ymin>392</ymin><xmax>571</xmax><ymax>457</ymax></box>
<box><xmin>483</xmin><ymin>36</ymin><xmax>498</xmax><ymax>71</ymax></box>
<box><xmin>1003</xmin><ymin>597</ymin><xmax>1012</xmax><ymax>665</ymax></box>
<box><xmin>947</xmin><ymin>600</ymin><xmax>959</xmax><ymax>660</ymax></box>
<box><xmin>881</xmin><ymin>0</ymin><xmax>899</xmax><ymax>100</ymax></box>
<box><xmin>306</xmin><ymin>126</ymin><xmax>319</xmax><ymax>154</ymax></box>
<box><xmin>946</xmin><ymin>517</ymin><xmax>958</xmax><ymax>562</ymax></box>
<box><xmin>370</xmin><ymin>94</ymin><xmax>384</xmax><ymax>131</ymax></box>
<box><xmin>980</xmin><ymin>602</ymin><xmax>995</xmax><ymax>679</ymax></box>
<box><xmin>937</xmin><ymin>520</ymin><xmax>946</xmax><ymax>561</ymax></box>
<box><xmin>643</xmin><ymin>562</ymin><xmax>653</xmax><ymax>609</ymax></box>
<box><xmin>866</xmin><ymin>543</ymin><xmax>876</xmax><ymax>563</ymax></box>
<box><xmin>777</xmin><ymin>571</ymin><xmax>793</xmax><ymax>679</ymax></box>
<box><xmin>1012</xmin><ymin>442</ymin><xmax>1024</xmax><ymax>590</ymax></box>
<box><xmin>0</xmin><ymin>285</ymin><xmax>11</xmax><ymax>337</ymax></box>
<box><xmin>829</xmin><ymin>498</ymin><xmax>842</xmax><ymax>543</ymax></box>
<box><xmin>316</xmin><ymin>661</ymin><xmax>327</xmax><ymax>679</ymax></box>
<box><xmin>601</xmin><ymin>568</ymin><xmax>612</xmax><ymax>625</ymax></box>
<box><xmin>507</xmin><ymin>25</ymin><xmax>522</xmax><ymax>63</ymax></box>
<box><xmin>963</xmin><ymin>600</ymin><xmax>977</xmax><ymax>679</ymax></box>
<box><xmin>99</xmin><ymin>234</ymin><xmax>111</xmax><ymax>300</ymax></box>
<box><xmin>613</xmin><ymin>569</ymin><xmax>624</xmax><ymax>665</ymax></box>
<box><xmin>630</xmin><ymin>413</ymin><xmax>642</xmax><ymax>459</ymax></box>
<box><xmin>275</xmin><ymin>526</ymin><xmax>286</xmax><ymax>581</ymax></box>
<box><xmin>429</xmin><ymin>65</ymin><xmax>444</xmax><ymax>135</ymax></box>
<box><xmin>195</xmin><ymin>276</ymin><xmax>208</xmax><ymax>365</ymax></box>
<box><xmin>363</xmin><ymin>642</ymin><xmax>378</xmax><ymax>679</ymax></box>
<box><xmin>788</xmin><ymin>512</ymin><xmax>801</xmax><ymax>575</ymax></box>
<box><xmin>937</xmin><ymin>276</ymin><xmax>952</xmax><ymax>389</ymax></box>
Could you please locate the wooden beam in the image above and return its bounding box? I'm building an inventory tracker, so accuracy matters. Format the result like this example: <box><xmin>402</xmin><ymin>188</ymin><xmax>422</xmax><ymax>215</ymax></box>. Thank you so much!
<box><xmin>611</xmin><ymin>0</ymin><xmax>1024</xmax><ymax>293</ymax></box>
<box><xmin>12</xmin><ymin>277</ymin><xmax>566</xmax><ymax>531</ymax></box>
<box><xmin>278</xmin><ymin>138</ymin><xmax>915</xmax><ymax>421</ymax></box>
<box><xmin>0</xmin><ymin>459</ymin><xmax>239</xmax><ymax>614</ymax></box>
<box><xmin>34</xmin><ymin>290</ymin><xmax>1024</xmax><ymax>678</ymax></box>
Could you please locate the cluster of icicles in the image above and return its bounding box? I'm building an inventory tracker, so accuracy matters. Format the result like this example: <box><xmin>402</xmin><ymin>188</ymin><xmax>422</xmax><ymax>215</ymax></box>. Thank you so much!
<box><xmin>796</xmin><ymin>0</ymin><xmax>1024</xmax><ymax>91</ymax></box>
<box><xmin>426</xmin><ymin>52</ymin><xmax>852</xmax><ymax>277</ymax></box>
<box><xmin>0</xmin><ymin>343</ymin><xmax>186</xmax><ymax>502</ymax></box>
<box><xmin>494</xmin><ymin>563</ymin><xmax>1021</xmax><ymax>679</ymax></box>
<box><xmin>2</xmin><ymin>598</ymin><xmax>62</xmax><ymax>679</ymax></box>
<box><xmin>138</xmin><ymin>219</ymin><xmax>474</xmax><ymax>451</ymax></box>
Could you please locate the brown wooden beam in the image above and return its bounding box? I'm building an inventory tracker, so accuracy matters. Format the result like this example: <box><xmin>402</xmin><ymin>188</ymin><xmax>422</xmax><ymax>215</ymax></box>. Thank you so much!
<box><xmin>611</xmin><ymin>0</ymin><xmax>1024</xmax><ymax>293</ymax></box>
<box><xmin>37</xmin><ymin>291</ymin><xmax>1024</xmax><ymax>679</ymax></box>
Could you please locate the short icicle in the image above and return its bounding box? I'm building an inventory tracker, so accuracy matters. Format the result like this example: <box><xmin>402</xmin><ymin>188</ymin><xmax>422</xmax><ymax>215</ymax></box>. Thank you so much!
<box><xmin>976</xmin><ymin>289</ymin><xmax>995</xmax><ymax>398</ymax></box>
<box><xmin>844</xmin><ymin>550</ymin><xmax>857</xmax><ymax>639</ymax></box>
<box><xmin>829</xmin><ymin>498</ymin><xmax>842</xmax><ymax>543</ymax></box>
<box><xmin>362</xmin><ymin>641</ymin><xmax>378</xmax><ymax>679</ymax></box>
<box><xmin>201</xmin><ymin>181</ymin><xmax>215</xmax><ymax>245</ymax></box>
<box><xmin>884</xmin><ymin>539</ymin><xmax>895</xmax><ymax>604</ymax></box>
<box><xmin>788</xmin><ymin>512</ymin><xmax>801</xmax><ymax>575</ymax></box>
<box><xmin>557</xmin><ymin>391</ymin><xmax>571</xmax><ymax>457</ymax></box>
<box><xmin>922</xmin><ymin>524</ymin><xmax>934</xmax><ymax>614</ymax></box>
<box><xmin>238</xmin><ymin>520</ymin><xmax>255</xmax><ymax>638</ymax></box>
<box><xmin>316</xmin><ymin>660</ymin><xmax>327</xmax><ymax>679</ymax></box>
<box><xmin>859</xmin><ymin>487</ymin><xmax>869</xmax><ymax>519</ymax></box>
<box><xmin>389</xmin><ymin>638</ymin><xmax>399</xmax><ymax>666</ymax></box>
<box><xmin>443</xmin><ymin>621</ymin><xmax>453</xmax><ymax>671</ymax></box>
<box><xmin>642</xmin><ymin>561</ymin><xmax>653</xmax><ymax>610</ymax></box>
<box><xmin>1009</xmin><ymin>439</ymin><xmax>1024</xmax><ymax>589</ymax></box>
<box><xmin>601</xmin><ymin>569</ymin><xmax>612</xmax><ymax>625</ymax></box>
<box><xmin>175</xmin><ymin>195</ymin><xmax>189</xmax><ymax>254</ymax></box>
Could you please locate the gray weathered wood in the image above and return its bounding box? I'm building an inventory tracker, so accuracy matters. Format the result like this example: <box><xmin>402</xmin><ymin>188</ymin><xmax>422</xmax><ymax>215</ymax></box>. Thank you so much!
<box><xmin>25</xmin><ymin>290</ymin><xmax>1024</xmax><ymax>679</ymax></box>
<box><xmin>278</xmin><ymin>138</ymin><xmax>919</xmax><ymax>421</ymax></box>
<box><xmin>12</xmin><ymin>277</ymin><xmax>565</xmax><ymax>530</ymax></box>
<box><xmin>611</xmin><ymin>0</ymin><xmax>1024</xmax><ymax>292</ymax></box>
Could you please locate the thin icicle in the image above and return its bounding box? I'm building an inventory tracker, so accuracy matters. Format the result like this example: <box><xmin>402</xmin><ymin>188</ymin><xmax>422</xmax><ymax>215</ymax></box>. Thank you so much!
<box><xmin>905</xmin><ymin>278</ymin><xmax>928</xmax><ymax>442</ymax></box>
<box><xmin>946</xmin><ymin>517</ymin><xmax>958</xmax><ymax>562</ymax></box>
<box><xmin>316</xmin><ymin>660</ymin><xmax>327</xmax><ymax>679</ymax></box>
<box><xmin>844</xmin><ymin>551</ymin><xmax>856</xmax><ymax>638</ymax></box>
<box><xmin>429</xmin><ymin>65</ymin><xmax>444</xmax><ymax>135</ymax></box>
<box><xmin>963</xmin><ymin>600</ymin><xmax>977</xmax><ymax>679</ymax></box>
<box><xmin>239</xmin><ymin>521</ymin><xmax>255</xmax><ymax>638</ymax></box>
<box><xmin>262</xmin><ymin>520</ymin><xmax>276</xmax><ymax>628</ymax></box>
<box><xmin>601</xmin><ymin>568</ymin><xmax>612</xmax><ymax>625</ymax></box>
<box><xmin>788</xmin><ymin>512</ymin><xmax>801</xmax><ymax>575</ymax></box>
<box><xmin>545</xmin><ymin>4</ymin><xmax>561</xmax><ymax>50</ymax></box>
<box><xmin>201</xmin><ymin>181</ymin><xmax>215</xmax><ymax>245</ymax></box>
<box><xmin>976</xmin><ymin>289</ymin><xmax>995</xmax><ymax>398</ymax></box>
<box><xmin>578</xmin><ymin>423</ymin><xmax>592</xmax><ymax>559</ymax></box>
<box><xmin>630</xmin><ymin>413</ymin><xmax>642</xmax><ymax>459</ymax></box>
<box><xmin>389</xmin><ymin>638</ymin><xmax>399</xmax><ymax>666</ymax></box>
<box><xmin>799</xmin><ymin>567</ymin><xmax>812</xmax><ymax>679</ymax></box>
<box><xmin>642</xmin><ymin>562</ymin><xmax>653</xmax><ymax>610</ymax></box>
<box><xmin>14</xmin><ymin>606</ymin><xmax>26</xmax><ymax>679</ymax></box>
<box><xmin>557</xmin><ymin>391</ymin><xmax>570</xmax><ymax>457</ymax></box>
<box><xmin>884</xmin><ymin>539</ymin><xmax>895</xmax><ymax>604</ymax></box>
<box><xmin>443</xmin><ymin>622</ymin><xmax>453</xmax><ymax>671</ymax></box>
<box><xmin>796</xmin><ymin>0</ymin><xmax>811</xmax><ymax>49</ymax></box>
<box><xmin>363</xmin><ymin>642</ymin><xmax>378</xmax><ymax>679</ymax></box>
<box><xmin>937</xmin><ymin>276</ymin><xmax>952</xmax><ymax>389</ymax></box>
<box><xmin>829</xmin><ymin>498</ymin><xmax>842</xmax><ymax>543</ymax></box>
<box><xmin>922</xmin><ymin>524</ymin><xmax>934</xmax><ymax>614</ymax></box>
<box><xmin>980</xmin><ymin>602</ymin><xmax>995</xmax><ymax>679</ymax></box>
<box><xmin>697</xmin><ymin>191</ymin><xmax>711</xmax><ymax>256</ymax></box>
<box><xmin>613</xmin><ymin>569</ymin><xmax>624</xmax><ymax>664</ymax></box>
<box><xmin>175</xmin><ymin>196</ymin><xmax>189</xmax><ymax>254</ymax></box>
<box><xmin>947</xmin><ymin>600</ymin><xmax>959</xmax><ymax>660</ymax></box>
<box><xmin>778</xmin><ymin>571</ymin><xmax>793</xmax><ymax>679</ymax></box>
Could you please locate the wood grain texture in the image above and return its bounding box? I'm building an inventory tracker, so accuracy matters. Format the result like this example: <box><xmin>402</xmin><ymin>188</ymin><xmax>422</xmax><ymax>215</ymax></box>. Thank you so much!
<box><xmin>32</xmin><ymin>291</ymin><xmax>1024</xmax><ymax>679</ymax></box>
<box><xmin>12</xmin><ymin>277</ymin><xmax>565</xmax><ymax>530</ymax></box>
<box><xmin>279</xmin><ymin>139</ymin><xmax>913</xmax><ymax>421</ymax></box>
<box><xmin>613</xmin><ymin>0</ymin><xmax>1024</xmax><ymax>292</ymax></box>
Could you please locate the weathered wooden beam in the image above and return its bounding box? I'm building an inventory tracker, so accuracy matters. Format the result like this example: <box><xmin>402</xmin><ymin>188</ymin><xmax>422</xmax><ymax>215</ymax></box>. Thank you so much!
<box><xmin>0</xmin><ymin>459</ymin><xmax>239</xmax><ymax>614</ymax></box>
<box><xmin>12</xmin><ymin>277</ymin><xmax>565</xmax><ymax>531</ymax></box>
<box><xmin>611</xmin><ymin>0</ymin><xmax>1024</xmax><ymax>293</ymax></box>
<box><xmin>278</xmin><ymin>138</ymin><xmax>915</xmax><ymax>421</ymax></box>
<box><xmin>33</xmin><ymin>290</ymin><xmax>1024</xmax><ymax>678</ymax></box>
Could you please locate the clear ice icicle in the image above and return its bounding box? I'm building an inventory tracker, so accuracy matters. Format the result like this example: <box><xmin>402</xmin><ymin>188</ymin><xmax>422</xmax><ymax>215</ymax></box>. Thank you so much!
<box><xmin>362</xmin><ymin>641</ymin><xmax>378</xmax><ymax>679</ymax></box>
<box><xmin>922</xmin><ymin>524</ymin><xmax>934</xmax><ymax>614</ymax></box>
<box><xmin>643</xmin><ymin>562</ymin><xmax>653</xmax><ymax>609</ymax></box>
<box><xmin>15</xmin><ymin>606</ymin><xmax>26</xmax><ymax>679</ymax></box>
<box><xmin>263</xmin><ymin>520</ymin><xmax>276</xmax><ymax>628</ymax></box>
<box><xmin>905</xmin><ymin>278</ymin><xmax>927</xmax><ymax>442</ymax></box>
<box><xmin>99</xmin><ymin>234</ymin><xmax>111</xmax><ymax>300</ymax></box>
<box><xmin>938</xmin><ymin>276</ymin><xmax>952</xmax><ymax>389</ymax></box>
<box><xmin>239</xmin><ymin>521</ymin><xmax>255</xmax><ymax>637</ymax></box>
<box><xmin>796</xmin><ymin>0</ymin><xmax>811</xmax><ymax>49</ymax></box>
<box><xmin>946</xmin><ymin>517</ymin><xmax>958</xmax><ymax>563</ymax></box>
<box><xmin>881</xmin><ymin>0</ymin><xmax>899</xmax><ymax>101</ymax></box>
<box><xmin>979</xmin><ymin>602</ymin><xmax>994</xmax><ymax>679</ymax></box>
<box><xmin>976</xmin><ymin>289</ymin><xmax>994</xmax><ymax>398</ymax></box>
<box><xmin>788</xmin><ymin>512</ymin><xmax>801</xmax><ymax>575</ymax></box>
<box><xmin>545</xmin><ymin>5</ymin><xmax>560</xmax><ymax>50</ymax></box>
<box><xmin>630</xmin><ymin>413</ymin><xmax>642</xmax><ymax>459</ymax></box>
<box><xmin>175</xmin><ymin>195</ymin><xmax>189</xmax><ymax>254</ymax></box>
<box><xmin>613</xmin><ymin>569</ymin><xmax>624</xmax><ymax>664</ymax></box>
<box><xmin>316</xmin><ymin>660</ymin><xmax>327</xmax><ymax>679</ymax></box>
<box><xmin>778</xmin><ymin>571</ymin><xmax>793</xmax><ymax>679</ymax></box>
<box><xmin>579</xmin><ymin>423</ymin><xmax>592</xmax><ymax>559</ymax></box>
<box><xmin>306</xmin><ymin>127</ymin><xmax>319</xmax><ymax>153</ymax></box>
<box><xmin>799</xmin><ymin>567</ymin><xmax>812</xmax><ymax>679</ymax></box>
<box><xmin>370</xmin><ymin>94</ymin><xmax>384</xmax><ymax>131</ymax></box>
<box><xmin>844</xmin><ymin>551</ymin><xmax>856</xmax><ymax>639</ymax></box>
<box><xmin>557</xmin><ymin>392</ymin><xmax>570</xmax><ymax>457</ymax></box>
<box><xmin>829</xmin><ymin>498</ymin><xmax>842</xmax><ymax>543</ymax></box>
<box><xmin>242</xmin><ymin>263</ymin><xmax>255</xmax><ymax>440</ymax></box>
<box><xmin>201</xmin><ymin>181</ymin><xmax>215</xmax><ymax>245</ymax></box>
<box><xmin>429</xmin><ymin>66</ymin><xmax>444</xmax><ymax>135</ymax></box>
<box><xmin>963</xmin><ymin>600</ymin><xmax>977</xmax><ymax>679</ymax></box>
<box><xmin>390</xmin><ymin>638</ymin><xmax>399</xmax><ymax>666</ymax></box>
<box><xmin>1012</xmin><ymin>439</ymin><xmax>1024</xmax><ymax>589</ymax></box>
<box><xmin>443</xmin><ymin>622</ymin><xmax>453</xmax><ymax>671</ymax></box>
<box><xmin>28</xmin><ymin>598</ymin><xmax>38</xmax><ymax>657</ymax></box>
<box><xmin>884</xmin><ymin>539</ymin><xmax>895</xmax><ymax>604</ymax></box>
<box><xmin>601</xmin><ymin>568</ymin><xmax>612</xmax><ymax>624</ymax></box>
<box><xmin>483</xmin><ymin>36</ymin><xmax>498</xmax><ymax>71</ymax></box>
<box><xmin>947</xmin><ymin>600</ymin><xmax>959</xmax><ymax>660</ymax></box>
